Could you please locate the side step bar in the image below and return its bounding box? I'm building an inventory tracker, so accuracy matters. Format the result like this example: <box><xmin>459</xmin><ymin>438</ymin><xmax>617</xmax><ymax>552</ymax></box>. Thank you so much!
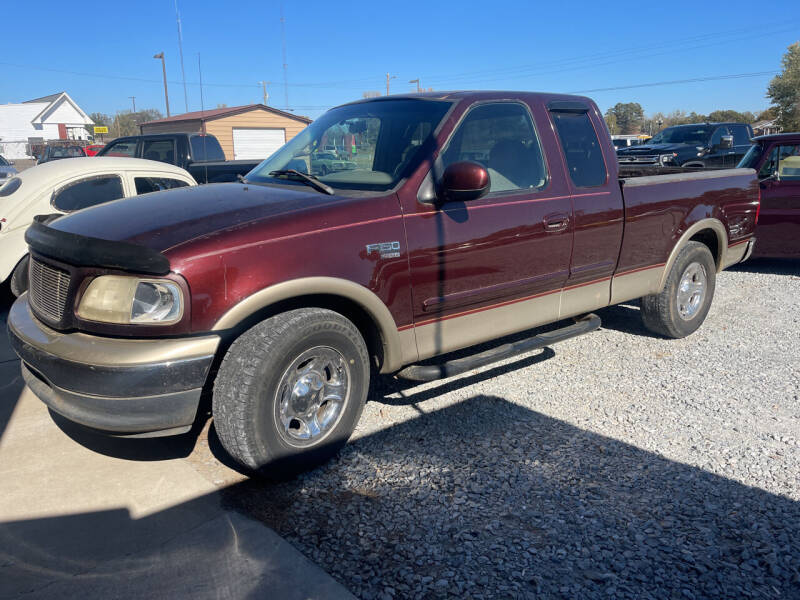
<box><xmin>396</xmin><ymin>313</ymin><xmax>601</xmax><ymax>382</ymax></box>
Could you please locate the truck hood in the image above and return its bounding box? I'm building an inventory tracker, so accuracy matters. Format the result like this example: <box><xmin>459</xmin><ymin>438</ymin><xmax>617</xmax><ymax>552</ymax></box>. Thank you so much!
<box><xmin>48</xmin><ymin>182</ymin><xmax>350</xmax><ymax>254</ymax></box>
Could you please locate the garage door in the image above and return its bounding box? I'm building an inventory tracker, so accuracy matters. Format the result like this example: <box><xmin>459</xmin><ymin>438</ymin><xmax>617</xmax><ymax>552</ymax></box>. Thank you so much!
<box><xmin>232</xmin><ymin>128</ymin><xmax>286</xmax><ymax>160</ymax></box>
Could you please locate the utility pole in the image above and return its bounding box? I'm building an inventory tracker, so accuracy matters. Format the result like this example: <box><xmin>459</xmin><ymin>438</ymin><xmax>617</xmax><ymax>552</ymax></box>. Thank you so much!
<box><xmin>128</xmin><ymin>96</ymin><xmax>136</xmax><ymax>112</ymax></box>
<box><xmin>280</xmin><ymin>5</ymin><xmax>289</xmax><ymax>109</ymax></box>
<box><xmin>409</xmin><ymin>78</ymin><xmax>421</xmax><ymax>93</ymax></box>
<box><xmin>257</xmin><ymin>80</ymin><xmax>270</xmax><ymax>105</ymax></box>
<box><xmin>385</xmin><ymin>72</ymin><xmax>396</xmax><ymax>96</ymax></box>
<box><xmin>174</xmin><ymin>0</ymin><xmax>189</xmax><ymax>112</ymax></box>
<box><xmin>154</xmin><ymin>52</ymin><xmax>171</xmax><ymax>117</ymax></box>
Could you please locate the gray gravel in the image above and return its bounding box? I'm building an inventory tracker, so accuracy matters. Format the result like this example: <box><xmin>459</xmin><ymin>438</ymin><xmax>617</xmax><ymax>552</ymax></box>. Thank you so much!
<box><xmin>223</xmin><ymin>258</ymin><xmax>800</xmax><ymax>599</ymax></box>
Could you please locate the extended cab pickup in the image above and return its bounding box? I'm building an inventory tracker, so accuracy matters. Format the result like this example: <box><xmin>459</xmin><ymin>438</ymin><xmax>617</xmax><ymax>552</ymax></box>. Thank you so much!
<box><xmin>738</xmin><ymin>133</ymin><xmax>800</xmax><ymax>257</ymax></box>
<box><xmin>96</xmin><ymin>133</ymin><xmax>260</xmax><ymax>184</ymax></box>
<box><xmin>8</xmin><ymin>92</ymin><xmax>759</xmax><ymax>474</ymax></box>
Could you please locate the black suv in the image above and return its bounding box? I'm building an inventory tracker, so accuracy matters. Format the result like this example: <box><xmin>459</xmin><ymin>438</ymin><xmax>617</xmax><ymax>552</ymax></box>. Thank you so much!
<box><xmin>617</xmin><ymin>122</ymin><xmax>753</xmax><ymax>168</ymax></box>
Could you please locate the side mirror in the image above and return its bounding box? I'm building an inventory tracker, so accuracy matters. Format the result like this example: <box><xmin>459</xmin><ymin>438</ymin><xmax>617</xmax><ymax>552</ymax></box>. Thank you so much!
<box><xmin>719</xmin><ymin>135</ymin><xmax>734</xmax><ymax>150</ymax></box>
<box><xmin>439</xmin><ymin>161</ymin><xmax>490</xmax><ymax>203</ymax></box>
<box><xmin>760</xmin><ymin>170</ymin><xmax>780</xmax><ymax>183</ymax></box>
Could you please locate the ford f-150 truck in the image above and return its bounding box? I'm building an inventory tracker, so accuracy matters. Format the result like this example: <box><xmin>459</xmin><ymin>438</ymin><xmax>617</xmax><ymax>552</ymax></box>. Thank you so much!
<box><xmin>737</xmin><ymin>132</ymin><xmax>800</xmax><ymax>257</ymax></box>
<box><xmin>96</xmin><ymin>133</ymin><xmax>260</xmax><ymax>184</ymax></box>
<box><xmin>7</xmin><ymin>91</ymin><xmax>759</xmax><ymax>474</ymax></box>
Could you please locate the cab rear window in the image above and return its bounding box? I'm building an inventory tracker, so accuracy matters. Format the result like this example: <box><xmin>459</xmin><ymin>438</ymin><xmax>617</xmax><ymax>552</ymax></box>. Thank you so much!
<box><xmin>551</xmin><ymin>111</ymin><xmax>607</xmax><ymax>187</ymax></box>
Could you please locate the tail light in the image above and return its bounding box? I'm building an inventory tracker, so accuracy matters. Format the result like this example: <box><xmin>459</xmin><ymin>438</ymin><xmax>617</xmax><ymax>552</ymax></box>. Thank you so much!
<box><xmin>755</xmin><ymin>188</ymin><xmax>761</xmax><ymax>225</ymax></box>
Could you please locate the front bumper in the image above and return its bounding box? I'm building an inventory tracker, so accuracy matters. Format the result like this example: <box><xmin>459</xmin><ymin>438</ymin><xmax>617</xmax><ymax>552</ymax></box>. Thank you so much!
<box><xmin>7</xmin><ymin>295</ymin><xmax>220</xmax><ymax>437</ymax></box>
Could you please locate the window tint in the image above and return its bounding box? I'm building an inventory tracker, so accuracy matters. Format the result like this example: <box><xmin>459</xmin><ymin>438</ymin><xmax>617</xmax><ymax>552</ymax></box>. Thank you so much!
<box><xmin>190</xmin><ymin>135</ymin><xmax>225</xmax><ymax>161</ymax></box>
<box><xmin>759</xmin><ymin>146</ymin><xmax>779</xmax><ymax>178</ymax></box>
<box><xmin>776</xmin><ymin>144</ymin><xmax>800</xmax><ymax>181</ymax></box>
<box><xmin>551</xmin><ymin>111</ymin><xmax>607</xmax><ymax>187</ymax></box>
<box><xmin>731</xmin><ymin>125</ymin><xmax>751</xmax><ymax>146</ymax></box>
<box><xmin>442</xmin><ymin>103</ymin><xmax>547</xmax><ymax>193</ymax></box>
<box><xmin>53</xmin><ymin>176</ymin><xmax>124</xmax><ymax>211</ymax></box>
<box><xmin>135</xmin><ymin>177</ymin><xmax>190</xmax><ymax>194</ymax></box>
<box><xmin>142</xmin><ymin>139</ymin><xmax>176</xmax><ymax>164</ymax></box>
<box><xmin>103</xmin><ymin>140</ymin><xmax>137</xmax><ymax>157</ymax></box>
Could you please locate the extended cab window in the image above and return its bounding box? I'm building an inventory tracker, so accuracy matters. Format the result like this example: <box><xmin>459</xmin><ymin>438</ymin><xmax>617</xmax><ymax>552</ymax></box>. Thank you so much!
<box><xmin>442</xmin><ymin>102</ymin><xmax>547</xmax><ymax>193</ymax></box>
<box><xmin>551</xmin><ymin>111</ymin><xmax>607</xmax><ymax>187</ymax></box>
<box><xmin>134</xmin><ymin>177</ymin><xmax>190</xmax><ymax>194</ymax></box>
<box><xmin>53</xmin><ymin>175</ymin><xmax>124</xmax><ymax>211</ymax></box>
<box><xmin>142</xmin><ymin>139</ymin><xmax>176</xmax><ymax>164</ymax></box>
<box><xmin>766</xmin><ymin>144</ymin><xmax>800</xmax><ymax>181</ymax></box>
<box><xmin>190</xmin><ymin>135</ymin><xmax>225</xmax><ymax>161</ymax></box>
<box><xmin>103</xmin><ymin>140</ymin><xmax>137</xmax><ymax>157</ymax></box>
<box><xmin>731</xmin><ymin>125</ymin><xmax>751</xmax><ymax>146</ymax></box>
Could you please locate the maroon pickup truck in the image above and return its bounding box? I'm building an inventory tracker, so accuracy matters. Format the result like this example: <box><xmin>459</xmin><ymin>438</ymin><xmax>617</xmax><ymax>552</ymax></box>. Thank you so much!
<box><xmin>738</xmin><ymin>132</ymin><xmax>800</xmax><ymax>258</ymax></box>
<box><xmin>8</xmin><ymin>91</ymin><xmax>759</xmax><ymax>474</ymax></box>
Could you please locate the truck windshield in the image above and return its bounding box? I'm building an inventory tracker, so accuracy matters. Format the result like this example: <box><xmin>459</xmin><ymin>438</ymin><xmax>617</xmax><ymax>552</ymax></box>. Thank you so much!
<box><xmin>246</xmin><ymin>99</ymin><xmax>452</xmax><ymax>192</ymax></box>
<box><xmin>650</xmin><ymin>126</ymin><xmax>713</xmax><ymax>146</ymax></box>
<box><xmin>738</xmin><ymin>143</ymin><xmax>763</xmax><ymax>169</ymax></box>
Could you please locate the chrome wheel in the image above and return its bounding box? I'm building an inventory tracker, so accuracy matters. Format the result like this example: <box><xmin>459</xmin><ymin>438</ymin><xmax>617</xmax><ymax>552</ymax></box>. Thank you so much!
<box><xmin>275</xmin><ymin>346</ymin><xmax>350</xmax><ymax>447</ymax></box>
<box><xmin>676</xmin><ymin>262</ymin><xmax>707</xmax><ymax>320</ymax></box>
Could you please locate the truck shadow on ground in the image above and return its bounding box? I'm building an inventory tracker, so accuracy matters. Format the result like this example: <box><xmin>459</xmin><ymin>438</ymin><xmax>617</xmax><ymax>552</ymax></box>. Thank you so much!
<box><xmin>728</xmin><ymin>257</ymin><xmax>800</xmax><ymax>276</ymax></box>
<box><xmin>2</xmin><ymin>394</ymin><xmax>799</xmax><ymax>599</ymax></box>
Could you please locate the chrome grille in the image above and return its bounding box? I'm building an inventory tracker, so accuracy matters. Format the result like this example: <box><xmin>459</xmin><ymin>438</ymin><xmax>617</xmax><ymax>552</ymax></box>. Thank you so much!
<box><xmin>29</xmin><ymin>259</ymin><xmax>71</xmax><ymax>323</ymax></box>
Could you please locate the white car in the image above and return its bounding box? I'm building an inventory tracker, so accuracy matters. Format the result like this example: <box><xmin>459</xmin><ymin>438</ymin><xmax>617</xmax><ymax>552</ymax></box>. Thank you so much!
<box><xmin>0</xmin><ymin>157</ymin><xmax>197</xmax><ymax>296</ymax></box>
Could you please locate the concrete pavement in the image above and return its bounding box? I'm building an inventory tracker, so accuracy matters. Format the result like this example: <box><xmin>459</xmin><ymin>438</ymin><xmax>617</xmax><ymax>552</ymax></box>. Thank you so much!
<box><xmin>0</xmin><ymin>299</ymin><xmax>354</xmax><ymax>599</ymax></box>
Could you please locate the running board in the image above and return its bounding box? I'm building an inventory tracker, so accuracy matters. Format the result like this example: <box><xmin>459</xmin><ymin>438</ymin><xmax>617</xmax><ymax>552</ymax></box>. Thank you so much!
<box><xmin>395</xmin><ymin>313</ymin><xmax>601</xmax><ymax>382</ymax></box>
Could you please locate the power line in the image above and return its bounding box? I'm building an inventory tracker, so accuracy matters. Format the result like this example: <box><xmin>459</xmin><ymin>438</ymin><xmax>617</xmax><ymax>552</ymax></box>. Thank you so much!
<box><xmin>569</xmin><ymin>71</ymin><xmax>777</xmax><ymax>94</ymax></box>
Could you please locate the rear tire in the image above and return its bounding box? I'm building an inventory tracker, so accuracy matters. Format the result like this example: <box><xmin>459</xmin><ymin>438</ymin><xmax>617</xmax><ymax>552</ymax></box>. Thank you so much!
<box><xmin>212</xmin><ymin>308</ymin><xmax>369</xmax><ymax>476</ymax></box>
<box><xmin>641</xmin><ymin>241</ymin><xmax>716</xmax><ymax>338</ymax></box>
<box><xmin>9</xmin><ymin>255</ymin><xmax>29</xmax><ymax>298</ymax></box>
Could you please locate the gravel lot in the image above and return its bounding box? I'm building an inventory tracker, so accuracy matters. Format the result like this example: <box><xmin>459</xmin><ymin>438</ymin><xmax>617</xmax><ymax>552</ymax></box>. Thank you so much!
<box><xmin>218</xmin><ymin>258</ymin><xmax>800</xmax><ymax>599</ymax></box>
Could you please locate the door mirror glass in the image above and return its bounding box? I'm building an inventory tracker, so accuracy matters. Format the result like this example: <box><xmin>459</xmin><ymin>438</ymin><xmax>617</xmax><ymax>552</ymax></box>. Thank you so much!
<box><xmin>719</xmin><ymin>135</ymin><xmax>734</xmax><ymax>150</ymax></box>
<box><xmin>440</xmin><ymin>161</ymin><xmax>490</xmax><ymax>203</ymax></box>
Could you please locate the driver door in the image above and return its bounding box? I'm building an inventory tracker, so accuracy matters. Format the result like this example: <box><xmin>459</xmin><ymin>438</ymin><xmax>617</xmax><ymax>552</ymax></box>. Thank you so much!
<box><xmin>401</xmin><ymin>100</ymin><xmax>574</xmax><ymax>360</ymax></box>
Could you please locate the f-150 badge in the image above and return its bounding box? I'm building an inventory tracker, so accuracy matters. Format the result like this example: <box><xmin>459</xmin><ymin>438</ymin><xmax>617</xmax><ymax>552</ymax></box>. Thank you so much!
<box><xmin>365</xmin><ymin>241</ymin><xmax>401</xmax><ymax>259</ymax></box>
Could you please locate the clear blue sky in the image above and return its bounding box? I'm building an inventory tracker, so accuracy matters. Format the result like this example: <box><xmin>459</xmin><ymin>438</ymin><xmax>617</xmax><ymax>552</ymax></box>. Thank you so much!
<box><xmin>1</xmin><ymin>0</ymin><xmax>798</xmax><ymax>121</ymax></box>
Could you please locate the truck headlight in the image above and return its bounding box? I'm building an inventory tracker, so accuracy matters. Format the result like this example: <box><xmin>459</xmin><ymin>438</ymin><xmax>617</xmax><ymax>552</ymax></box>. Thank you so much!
<box><xmin>77</xmin><ymin>276</ymin><xmax>183</xmax><ymax>325</ymax></box>
<box><xmin>659</xmin><ymin>153</ymin><xmax>678</xmax><ymax>165</ymax></box>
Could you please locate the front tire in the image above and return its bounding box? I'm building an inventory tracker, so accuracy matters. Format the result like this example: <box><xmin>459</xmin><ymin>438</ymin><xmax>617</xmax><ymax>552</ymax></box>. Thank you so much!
<box><xmin>212</xmin><ymin>308</ymin><xmax>369</xmax><ymax>475</ymax></box>
<box><xmin>641</xmin><ymin>241</ymin><xmax>716</xmax><ymax>338</ymax></box>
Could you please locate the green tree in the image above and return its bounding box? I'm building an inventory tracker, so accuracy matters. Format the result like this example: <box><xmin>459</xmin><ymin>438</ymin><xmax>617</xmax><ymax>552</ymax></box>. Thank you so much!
<box><xmin>604</xmin><ymin>112</ymin><xmax>618</xmax><ymax>135</ymax></box>
<box><xmin>604</xmin><ymin>102</ymin><xmax>644</xmax><ymax>134</ymax></box>
<box><xmin>109</xmin><ymin>109</ymin><xmax>164</xmax><ymax>138</ymax></box>
<box><xmin>767</xmin><ymin>42</ymin><xmax>800</xmax><ymax>131</ymax></box>
<box><xmin>756</xmin><ymin>107</ymin><xmax>779</xmax><ymax>121</ymax></box>
<box><xmin>707</xmin><ymin>110</ymin><xmax>756</xmax><ymax>123</ymax></box>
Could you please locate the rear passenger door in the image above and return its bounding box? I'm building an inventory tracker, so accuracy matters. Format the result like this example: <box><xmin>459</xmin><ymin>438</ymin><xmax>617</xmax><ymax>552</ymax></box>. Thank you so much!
<box><xmin>402</xmin><ymin>100</ymin><xmax>574</xmax><ymax>359</ymax></box>
<box><xmin>757</xmin><ymin>143</ymin><xmax>800</xmax><ymax>257</ymax></box>
<box><xmin>548</xmin><ymin>102</ymin><xmax>624</xmax><ymax>314</ymax></box>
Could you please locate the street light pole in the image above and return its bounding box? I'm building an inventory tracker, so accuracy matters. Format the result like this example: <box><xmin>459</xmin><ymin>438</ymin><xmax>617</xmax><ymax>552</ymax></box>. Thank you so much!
<box><xmin>409</xmin><ymin>78</ymin><xmax>421</xmax><ymax>93</ymax></box>
<box><xmin>154</xmin><ymin>52</ymin><xmax>171</xmax><ymax>117</ymax></box>
<box><xmin>129</xmin><ymin>96</ymin><xmax>136</xmax><ymax>112</ymax></box>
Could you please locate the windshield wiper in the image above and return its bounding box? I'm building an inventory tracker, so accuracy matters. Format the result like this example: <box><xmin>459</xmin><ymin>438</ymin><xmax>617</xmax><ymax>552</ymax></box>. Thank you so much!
<box><xmin>268</xmin><ymin>169</ymin><xmax>335</xmax><ymax>195</ymax></box>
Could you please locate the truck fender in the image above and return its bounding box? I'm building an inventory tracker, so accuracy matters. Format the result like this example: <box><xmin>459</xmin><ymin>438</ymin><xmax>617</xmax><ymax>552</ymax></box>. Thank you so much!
<box><xmin>658</xmin><ymin>218</ymin><xmax>727</xmax><ymax>290</ymax></box>
<box><xmin>211</xmin><ymin>276</ymin><xmax>413</xmax><ymax>373</ymax></box>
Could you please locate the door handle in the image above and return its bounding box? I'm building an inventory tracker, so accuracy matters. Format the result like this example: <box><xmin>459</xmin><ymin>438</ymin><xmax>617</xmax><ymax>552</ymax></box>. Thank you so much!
<box><xmin>544</xmin><ymin>213</ymin><xmax>569</xmax><ymax>232</ymax></box>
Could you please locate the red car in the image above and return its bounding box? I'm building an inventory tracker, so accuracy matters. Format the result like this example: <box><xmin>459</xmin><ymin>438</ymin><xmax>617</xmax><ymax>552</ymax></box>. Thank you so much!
<box><xmin>8</xmin><ymin>91</ymin><xmax>758</xmax><ymax>474</ymax></box>
<box><xmin>84</xmin><ymin>144</ymin><xmax>105</xmax><ymax>157</ymax></box>
<box><xmin>739</xmin><ymin>133</ymin><xmax>800</xmax><ymax>258</ymax></box>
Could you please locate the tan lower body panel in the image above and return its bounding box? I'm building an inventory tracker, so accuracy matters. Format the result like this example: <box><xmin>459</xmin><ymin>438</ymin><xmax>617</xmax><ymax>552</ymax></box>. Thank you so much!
<box><xmin>610</xmin><ymin>265</ymin><xmax>666</xmax><ymax>305</ymax></box>
<box><xmin>560</xmin><ymin>279</ymin><xmax>610</xmax><ymax>319</ymax></box>
<box><xmin>722</xmin><ymin>241</ymin><xmax>749</xmax><ymax>269</ymax></box>
<box><xmin>414</xmin><ymin>291</ymin><xmax>561</xmax><ymax>361</ymax></box>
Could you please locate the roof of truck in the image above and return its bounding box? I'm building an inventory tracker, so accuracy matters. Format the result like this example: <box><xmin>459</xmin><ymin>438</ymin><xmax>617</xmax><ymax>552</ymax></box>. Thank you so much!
<box><xmin>344</xmin><ymin>90</ymin><xmax>595</xmax><ymax>106</ymax></box>
<box><xmin>752</xmin><ymin>132</ymin><xmax>800</xmax><ymax>142</ymax></box>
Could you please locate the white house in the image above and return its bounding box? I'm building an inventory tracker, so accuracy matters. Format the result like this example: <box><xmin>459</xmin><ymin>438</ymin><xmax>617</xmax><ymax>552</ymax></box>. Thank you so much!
<box><xmin>0</xmin><ymin>92</ymin><xmax>94</xmax><ymax>159</ymax></box>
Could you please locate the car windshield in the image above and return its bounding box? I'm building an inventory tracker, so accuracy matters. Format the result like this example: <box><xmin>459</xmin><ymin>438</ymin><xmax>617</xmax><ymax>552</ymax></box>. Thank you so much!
<box><xmin>0</xmin><ymin>156</ymin><xmax>8</xmax><ymax>166</ymax></box>
<box><xmin>246</xmin><ymin>99</ymin><xmax>453</xmax><ymax>192</ymax></box>
<box><xmin>738</xmin><ymin>143</ymin><xmax>764</xmax><ymax>169</ymax></box>
<box><xmin>650</xmin><ymin>126</ymin><xmax>714</xmax><ymax>146</ymax></box>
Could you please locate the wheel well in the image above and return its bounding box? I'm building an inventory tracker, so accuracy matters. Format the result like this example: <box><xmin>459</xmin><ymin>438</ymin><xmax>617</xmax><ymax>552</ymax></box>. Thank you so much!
<box><xmin>689</xmin><ymin>229</ymin><xmax>721</xmax><ymax>268</ymax></box>
<box><xmin>221</xmin><ymin>294</ymin><xmax>385</xmax><ymax>370</ymax></box>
